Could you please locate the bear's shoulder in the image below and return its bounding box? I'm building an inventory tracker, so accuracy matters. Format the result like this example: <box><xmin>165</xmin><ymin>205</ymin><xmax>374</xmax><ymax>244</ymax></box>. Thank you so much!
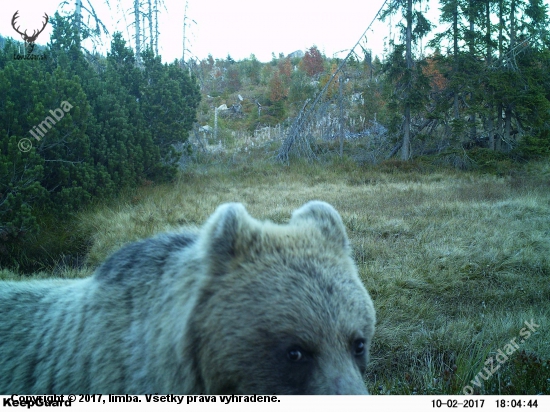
<box><xmin>94</xmin><ymin>230</ymin><xmax>198</xmax><ymax>285</ymax></box>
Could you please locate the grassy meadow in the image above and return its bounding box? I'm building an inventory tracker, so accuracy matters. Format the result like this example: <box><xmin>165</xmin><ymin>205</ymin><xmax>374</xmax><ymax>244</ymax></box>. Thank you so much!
<box><xmin>2</xmin><ymin>155</ymin><xmax>549</xmax><ymax>395</ymax></box>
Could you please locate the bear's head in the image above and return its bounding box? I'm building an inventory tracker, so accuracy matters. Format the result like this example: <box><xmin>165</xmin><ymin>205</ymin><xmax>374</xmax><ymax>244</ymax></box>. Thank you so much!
<box><xmin>189</xmin><ymin>201</ymin><xmax>375</xmax><ymax>395</ymax></box>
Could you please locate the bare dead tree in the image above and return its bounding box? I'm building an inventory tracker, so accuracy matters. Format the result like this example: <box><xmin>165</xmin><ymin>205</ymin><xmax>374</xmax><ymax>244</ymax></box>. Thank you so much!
<box><xmin>58</xmin><ymin>0</ymin><xmax>109</xmax><ymax>47</ymax></box>
<box><xmin>134</xmin><ymin>0</ymin><xmax>141</xmax><ymax>65</ymax></box>
<box><xmin>154</xmin><ymin>0</ymin><xmax>159</xmax><ymax>55</ymax></box>
<box><xmin>147</xmin><ymin>0</ymin><xmax>153</xmax><ymax>51</ymax></box>
<box><xmin>183</xmin><ymin>0</ymin><xmax>188</xmax><ymax>62</ymax></box>
<box><xmin>123</xmin><ymin>0</ymin><xmax>165</xmax><ymax>62</ymax></box>
<box><xmin>182</xmin><ymin>1</ymin><xmax>197</xmax><ymax>64</ymax></box>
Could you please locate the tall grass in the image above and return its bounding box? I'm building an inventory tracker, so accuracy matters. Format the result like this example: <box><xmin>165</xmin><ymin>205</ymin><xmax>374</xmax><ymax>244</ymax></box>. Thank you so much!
<box><xmin>3</xmin><ymin>156</ymin><xmax>549</xmax><ymax>394</ymax></box>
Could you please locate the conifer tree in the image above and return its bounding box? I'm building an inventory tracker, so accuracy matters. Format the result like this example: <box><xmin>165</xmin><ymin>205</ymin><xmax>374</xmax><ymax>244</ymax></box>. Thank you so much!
<box><xmin>140</xmin><ymin>48</ymin><xmax>200</xmax><ymax>162</ymax></box>
<box><xmin>381</xmin><ymin>0</ymin><xmax>432</xmax><ymax>159</ymax></box>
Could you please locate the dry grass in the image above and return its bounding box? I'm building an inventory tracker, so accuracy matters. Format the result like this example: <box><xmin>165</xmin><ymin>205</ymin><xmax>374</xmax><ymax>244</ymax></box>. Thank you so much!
<box><xmin>4</xmin><ymin>156</ymin><xmax>550</xmax><ymax>394</ymax></box>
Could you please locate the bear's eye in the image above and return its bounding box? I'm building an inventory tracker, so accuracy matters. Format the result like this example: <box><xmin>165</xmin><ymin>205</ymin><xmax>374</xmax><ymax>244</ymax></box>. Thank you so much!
<box><xmin>353</xmin><ymin>339</ymin><xmax>365</xmax><ymax>356</ymax></box>
<box><xmin>287</xmin><ymin>347</ymin><xmax>304</xmax><ymax>362</ymax></box>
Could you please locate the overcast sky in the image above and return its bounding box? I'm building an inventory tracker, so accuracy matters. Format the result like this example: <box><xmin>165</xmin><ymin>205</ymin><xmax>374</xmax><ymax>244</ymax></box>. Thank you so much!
<box><xmin>1</xmin><ymin>0</ymin><xmax>548</xmax><ymax>63</ymax></box>
<box><xmin>175</xmin><ymin>0</ymin><xmax>391</xmax><ymax>61</ymax></box>
<box><xmin>0</xmin><ymin>0</ymin><xmax>399</xmax><ymax>62</ymax></box>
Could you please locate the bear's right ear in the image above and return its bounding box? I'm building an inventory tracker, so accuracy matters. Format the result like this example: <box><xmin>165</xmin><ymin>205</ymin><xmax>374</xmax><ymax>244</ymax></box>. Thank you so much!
<box><xmin>290</xmin><ymin>201</ymin><xmax>350</xmax><ymax>251</ymax></box>
<box><xmin>199</xmin><ymin>202</ymin><xmax>251</xmax><ymax>276</ymax></box>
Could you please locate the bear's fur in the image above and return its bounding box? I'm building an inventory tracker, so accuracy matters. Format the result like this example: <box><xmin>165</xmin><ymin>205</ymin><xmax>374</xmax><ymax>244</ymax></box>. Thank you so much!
<box><xmin>0</xmin><ymin>201</ymin><xmax>375</xmax><ymax>394</ymax></box>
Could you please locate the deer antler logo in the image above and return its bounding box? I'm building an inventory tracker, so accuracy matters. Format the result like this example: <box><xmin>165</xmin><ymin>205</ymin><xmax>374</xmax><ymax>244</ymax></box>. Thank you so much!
<box><xmin>11</xmin><ymin>11</ymin><xmax>49</xmax><ymax>54</ymax></box>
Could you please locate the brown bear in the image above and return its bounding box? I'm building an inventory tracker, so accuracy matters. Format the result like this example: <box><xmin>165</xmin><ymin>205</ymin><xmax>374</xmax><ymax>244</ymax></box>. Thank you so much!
<box><xmin>0</xmin><ymin>201</ymin><xmax>375</xmax><ymax>394</ymax></box>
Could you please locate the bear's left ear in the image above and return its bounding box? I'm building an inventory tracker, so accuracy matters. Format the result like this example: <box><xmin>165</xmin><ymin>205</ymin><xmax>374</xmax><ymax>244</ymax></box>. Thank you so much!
<box><xmin>200</xmin><ymin>202</ymin><xmax>252</xmax><ymax>276</ymax></box>
<box><xmin>290</xmin><ymin>201</ymin><xmax>350</xmax><ymax>251</ymax></box>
